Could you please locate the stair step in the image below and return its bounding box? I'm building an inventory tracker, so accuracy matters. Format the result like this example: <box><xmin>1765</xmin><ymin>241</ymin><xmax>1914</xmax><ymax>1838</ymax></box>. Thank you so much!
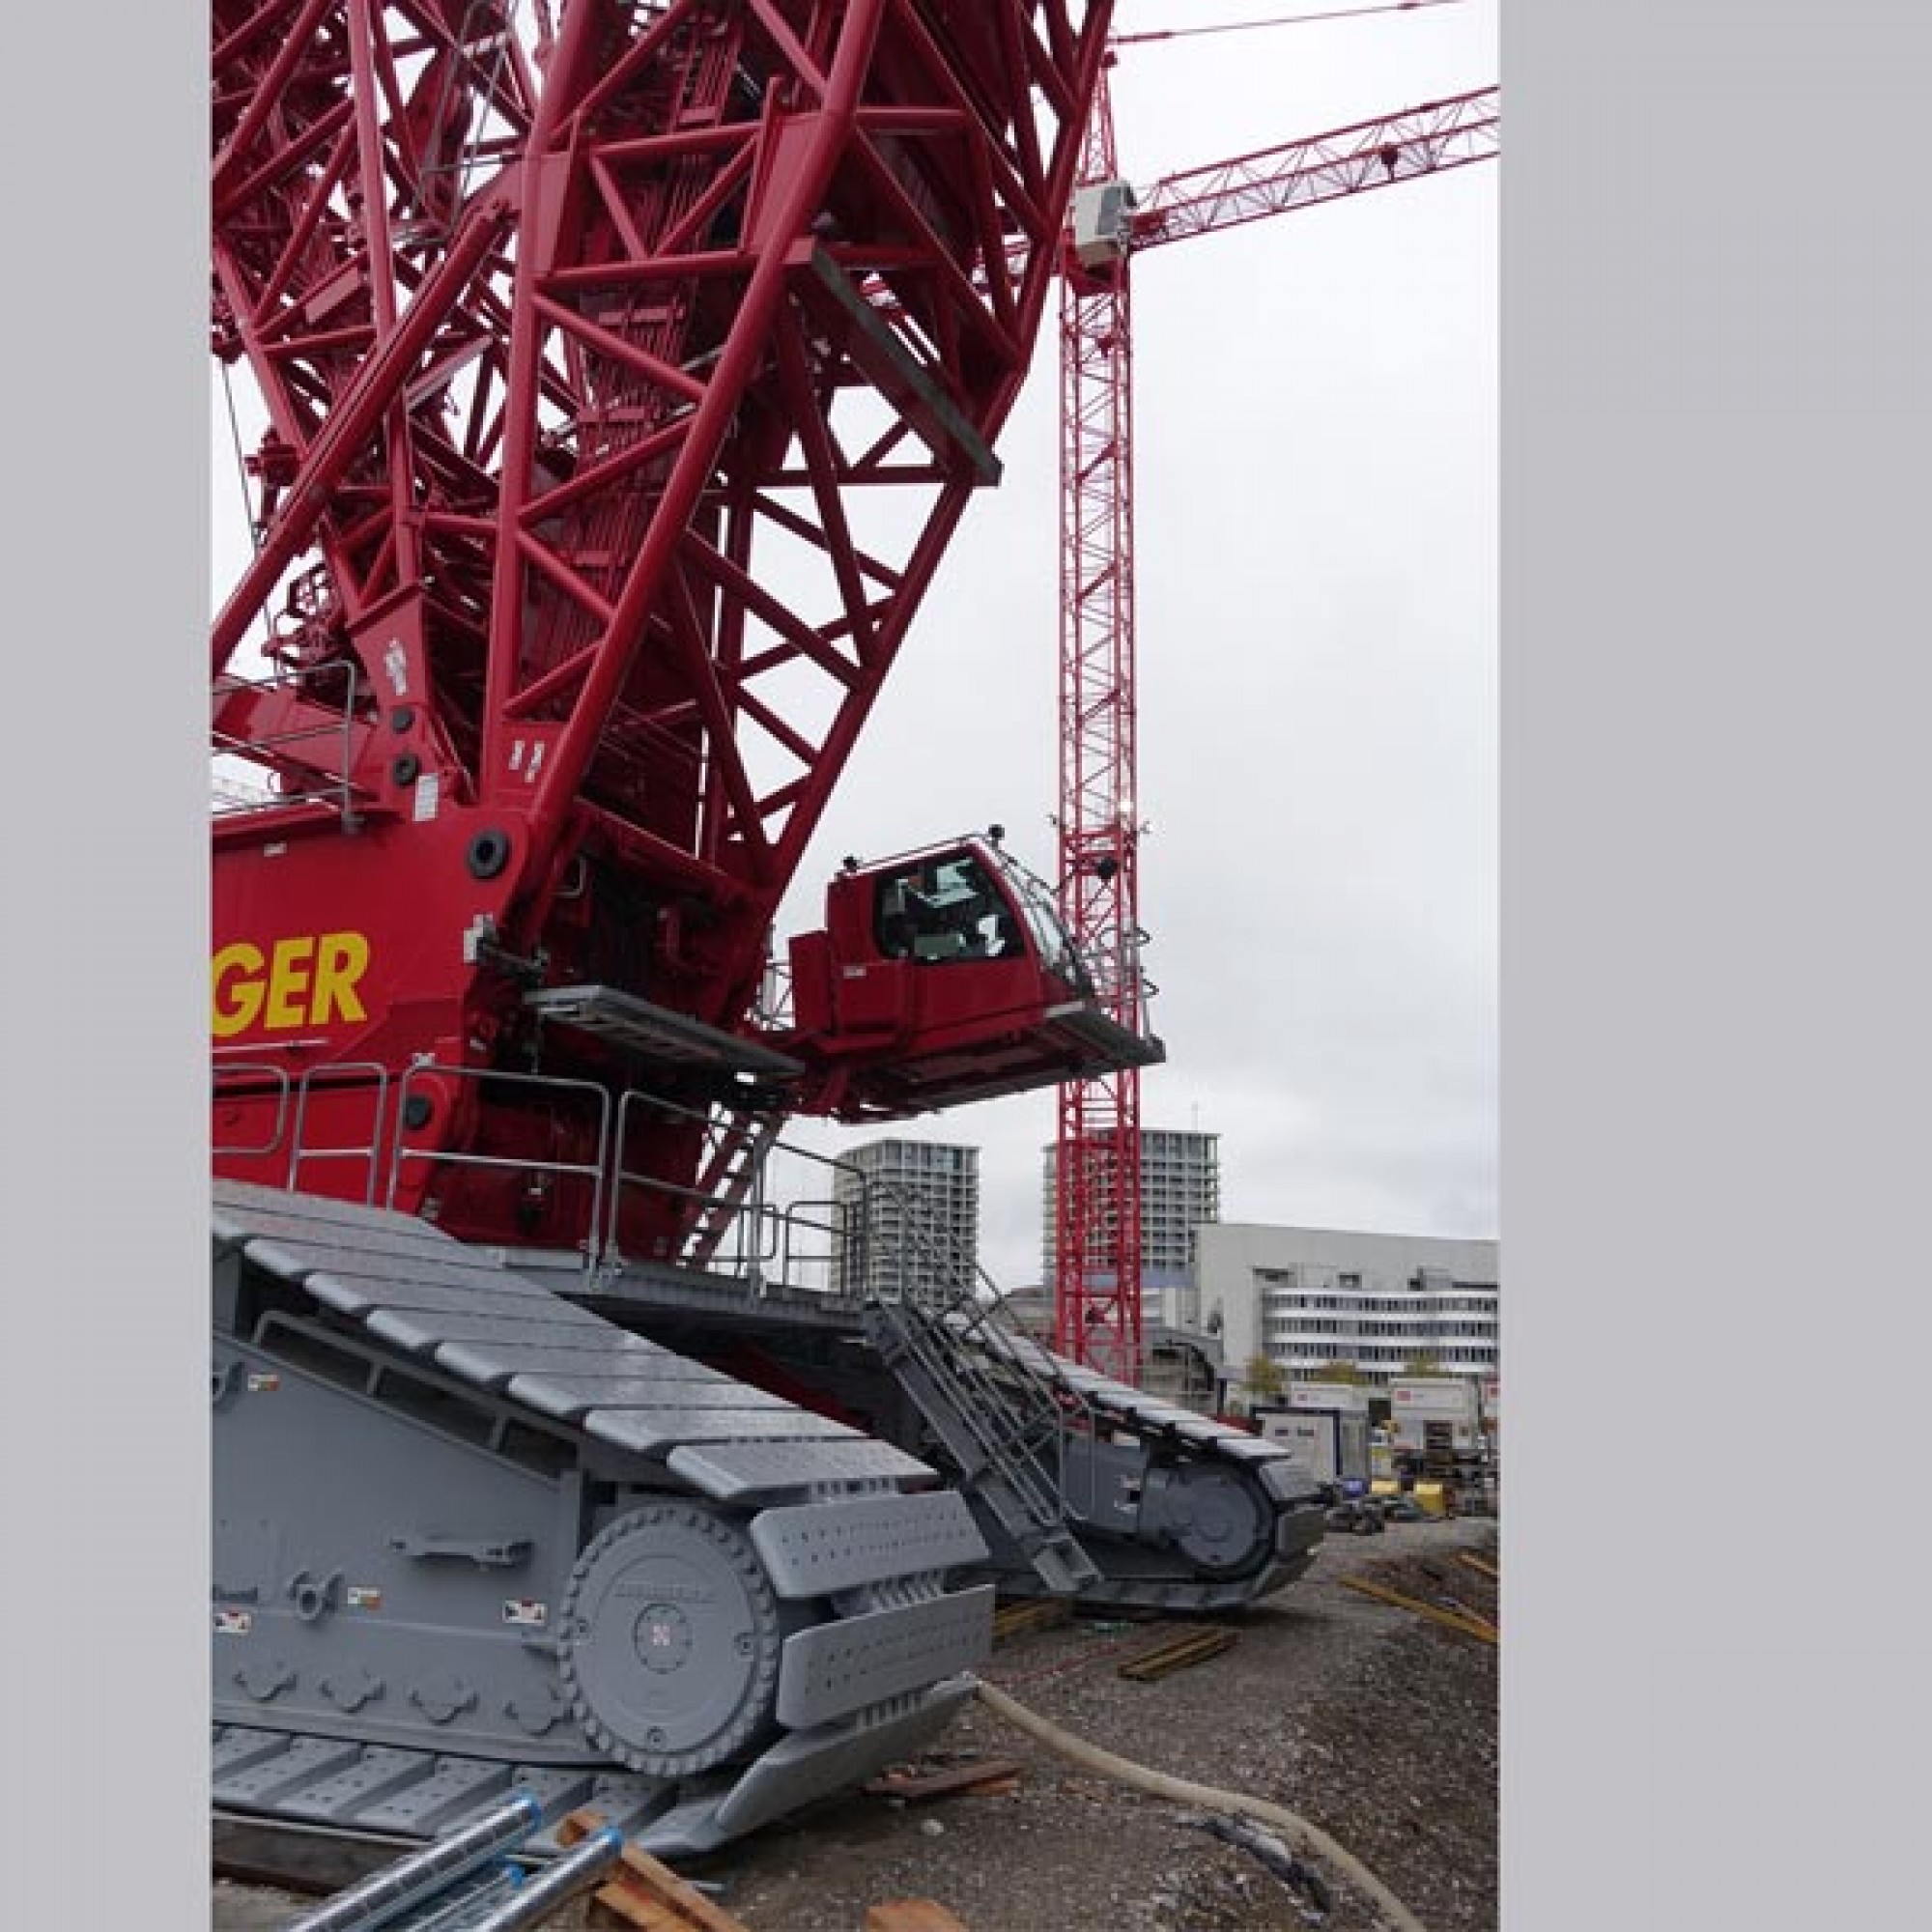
<box><xmin>864</xmin><ymin>1300</ymin><xmax>1101</xmax><ymax>1595</ymax></box>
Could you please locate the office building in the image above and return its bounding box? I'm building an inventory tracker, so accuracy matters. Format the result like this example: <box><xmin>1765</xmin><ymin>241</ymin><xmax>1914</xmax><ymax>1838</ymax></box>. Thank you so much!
<box><xmin>1198</xmin><ymin>1222</ymin><xmax>1499</xmax><ymax>1395</ymax></box>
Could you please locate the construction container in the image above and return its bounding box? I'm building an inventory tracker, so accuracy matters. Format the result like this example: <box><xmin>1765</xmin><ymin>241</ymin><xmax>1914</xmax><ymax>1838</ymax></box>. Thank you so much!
<box><xmin>1255</xmin><ymin>1405</ymin><xmax>1371</xmax><ymax>1486</ymax></box>
<box><xmin>1388</xmin><ymin>1377</ymin><xmax>1484</xmax><ymax>1458</ymax></box>
<box><xmin>1287</xmin><ymin>1379</ymin><xmax>1372</xmax><ymax>1417</ymax></box>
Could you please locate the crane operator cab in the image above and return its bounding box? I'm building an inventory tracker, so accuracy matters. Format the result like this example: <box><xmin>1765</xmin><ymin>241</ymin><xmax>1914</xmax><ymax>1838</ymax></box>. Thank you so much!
<box><xmin>782</xmin><ymin>834</ymin><xmax>1163</xmax><ymax>1118</ymax></box>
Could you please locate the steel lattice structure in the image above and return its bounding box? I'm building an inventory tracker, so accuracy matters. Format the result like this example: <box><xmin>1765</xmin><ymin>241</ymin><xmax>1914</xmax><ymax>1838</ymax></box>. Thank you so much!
<box><xmin>212</xmin><ymin>0</ymin><xmax>1116</xmax><ymax>1247</ymax></box>
<box><xmin>1130</xmin><ymin>85</ymin><xmax>1498</xmax><ymax>249</ymax></box>
<box><xmin>1053</xmin><ymin>67</ymin><xmax>1144</xmax><ymax>1382</ymax></box>
<box><xmin>1050</xmin><ymin>80</ymin><xmax>1498</xmax><ymax>1382</ymax></box>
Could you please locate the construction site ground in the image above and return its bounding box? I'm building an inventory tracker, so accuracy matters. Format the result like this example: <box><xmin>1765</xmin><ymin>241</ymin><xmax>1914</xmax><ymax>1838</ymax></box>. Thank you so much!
<box><xmin>213</xmin><ymin>1514</ymin><xmax>1498</xmax><ymax>1932</ymax></box>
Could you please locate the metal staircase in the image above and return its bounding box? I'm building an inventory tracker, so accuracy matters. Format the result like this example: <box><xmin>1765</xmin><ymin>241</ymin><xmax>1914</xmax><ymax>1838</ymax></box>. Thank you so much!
<box><xmin>680</xmin><ymin>1105</ymin><xmax>785</xmax><ymax>1269</ymax></box>
<box><xmin>856</xmin><ymin>1185</ymin><xmax>1101</xmax><ymax>1595</ymax></box>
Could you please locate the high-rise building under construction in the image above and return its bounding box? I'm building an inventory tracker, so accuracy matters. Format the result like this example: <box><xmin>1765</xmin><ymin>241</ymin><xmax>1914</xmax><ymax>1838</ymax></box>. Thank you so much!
<box><xmin>833</xmin><ymin>1138</ymin><xmax>980</xmax><ymax>1300</ymax></box>
<box><xmin>1040</xmin><ymin>1126</ymin><xmax>1221</xmax><ymax>1331</ymax></box>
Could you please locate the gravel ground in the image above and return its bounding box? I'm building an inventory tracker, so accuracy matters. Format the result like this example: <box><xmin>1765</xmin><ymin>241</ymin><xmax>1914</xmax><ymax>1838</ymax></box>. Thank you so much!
<box><xmin>214</xmin><ymin>1515</ymin><xmax>1497</xmax><ymax>1932</ymax></box>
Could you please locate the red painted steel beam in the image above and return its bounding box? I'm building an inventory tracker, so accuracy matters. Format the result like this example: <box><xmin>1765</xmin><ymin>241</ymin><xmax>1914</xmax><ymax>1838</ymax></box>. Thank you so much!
<box><xmin>212</xmin><ymin>2</ymin><xmax>1120</xmax><ymax>1244</ymax></box>
<box><xmin>1131</xmin><ymin>87</ymin><xmax>1498</xmax><ymax>250</ymax></box>
<box><xmin>1050</xmin><ymin>81</ymin><xmax>1496</xmax><ymax>1382</ymax></box>
<box><xmin>1054</xmin><ymin>67</ymin><xmax>1144</xmax><ymax>1385</ymax></box>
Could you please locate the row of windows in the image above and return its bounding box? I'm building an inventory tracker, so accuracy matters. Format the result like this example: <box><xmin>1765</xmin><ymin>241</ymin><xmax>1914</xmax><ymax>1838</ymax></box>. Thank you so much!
<box><xmin>1263</xmin><ymin>1297</ymin><xmax>1496</xmax><ymax>1321</ymax></box>
<box><xmin>854</xmin><ymin>1144</ymin><xmax>978</xmax><ymax>1175</ymax></box>
<box><xmin>1257</xmin><ymin>1268</ymin><xmax>1495</xmax><ymax>1295</ymax></box>
<box><xmin>1278</xmin><ymin>1343</ymin><xmax>1498</xmax><ymax>1367</ymax></box>
<box><xmin>1260</xmin><ymin>1329</ymin><xmax>1499</xmax><ymax>1345</ymax></box>
<box><xmin>1267</xmin><ymin>1308</ymin><xmax>1493</xmax><ymax>1328</ymax></box>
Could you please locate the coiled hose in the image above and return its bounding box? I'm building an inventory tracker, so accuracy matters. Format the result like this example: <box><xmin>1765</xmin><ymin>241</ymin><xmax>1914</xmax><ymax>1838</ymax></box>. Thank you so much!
<box><xmin>973</xmin><ymin>1678</ymin><xmax>1429</xmax><ymax>1932</ymax></box>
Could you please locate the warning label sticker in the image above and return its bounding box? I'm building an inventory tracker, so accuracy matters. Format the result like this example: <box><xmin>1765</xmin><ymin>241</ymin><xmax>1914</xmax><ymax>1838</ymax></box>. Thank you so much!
<box><xmin>246</xmin><ymin>1372</ymin><xmax>281</xmax><ymax>1393</ymax></box>
<box><xmin>502</xmin><ymin>1599</ymin><xmax>548</xmax><ymax>1629</ymax></box>
<box><xmin>214</xmin><ymin>1608</ymin><xmax>253</xmax><ymax>1635</ymax></box>
<box><xmin>347</xmin><ymin>1586</ymin><xmax>384</xmax><ymax>1611</ymax></box>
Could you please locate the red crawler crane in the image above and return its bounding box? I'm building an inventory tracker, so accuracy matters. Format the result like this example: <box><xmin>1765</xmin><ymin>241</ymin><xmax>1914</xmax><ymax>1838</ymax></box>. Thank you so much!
<box><xmin>1051</xmin><ymin>79</ymin><xmax>1500</xmax><ymax>1381</ymax></box>
<box><xmin>211</xmin><ymin>2</ymin><xmax>1139</xmax><ymax>1255</ymax></box>
<box><xmin>206</xmin><ymin>16</ymin><xmax>1351</xmax><ymax>1853</ymax></box>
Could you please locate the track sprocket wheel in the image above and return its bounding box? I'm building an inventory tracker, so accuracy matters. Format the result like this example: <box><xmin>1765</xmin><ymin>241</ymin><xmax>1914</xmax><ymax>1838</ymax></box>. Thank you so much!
<box><xmin>559</xmin><ymin>1503</ymin><xmax>784</xmax><ymax>1777</ymax></box>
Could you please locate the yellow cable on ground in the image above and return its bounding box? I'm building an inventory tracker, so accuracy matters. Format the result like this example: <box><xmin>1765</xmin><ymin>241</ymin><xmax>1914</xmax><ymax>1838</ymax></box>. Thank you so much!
<box><xmin>973</xmin><ymin>1677</ymin><xmax>1429</xmax><ymax>1932</ymax></box>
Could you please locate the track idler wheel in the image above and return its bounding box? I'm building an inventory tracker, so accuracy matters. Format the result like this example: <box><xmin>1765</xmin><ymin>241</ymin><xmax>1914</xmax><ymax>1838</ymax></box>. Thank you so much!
<box><xmin>1143</xmin><ymin>1461</ymin><xmax>1275</xmax><ymax>1577</ymax></box>
<box><xmin>559</xmin><ymin>1503</ymin><xmax>791</xmax><ymax>1777</ymax></box>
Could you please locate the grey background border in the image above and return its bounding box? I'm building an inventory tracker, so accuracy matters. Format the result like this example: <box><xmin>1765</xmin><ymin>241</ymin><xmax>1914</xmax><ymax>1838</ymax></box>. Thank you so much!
<box><xmin>1505</xmin><ymin>2</ymin><xmax>1926</xmax><ymax>1923</ymax></box>
<box><xmin>7</xmin><ymin>4</ymin><xmax>1926</xmax><ymax>1926</ymax></box>
<box><xmin>9</xmin><ymin>9</ymin><xmax>212</xmax><ymax>1930</ymax></box>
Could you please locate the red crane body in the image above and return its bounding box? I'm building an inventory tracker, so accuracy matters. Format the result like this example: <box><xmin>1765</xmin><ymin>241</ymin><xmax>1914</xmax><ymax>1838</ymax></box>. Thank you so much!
<box><xmin>1050</xmin><ymin>79</ymin><xmax>1499</xmax><ymax>1379</ymax></box>
<box><xmin>212</xmin><ymin>1</ymin><xmax>1134</xmax><ymax>1251</ymax></box>
<box><xmin>199</xmin><ymin>18</ymin><xmax>1375</xmax><ymax>1847</ymax></box>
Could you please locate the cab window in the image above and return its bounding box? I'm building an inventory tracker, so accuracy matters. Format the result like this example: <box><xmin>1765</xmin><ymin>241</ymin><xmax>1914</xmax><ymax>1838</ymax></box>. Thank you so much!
<box><xmin>873</xmin><ymin>853</ymin><xmax>1023</xmax><ymax>963</ymax></box>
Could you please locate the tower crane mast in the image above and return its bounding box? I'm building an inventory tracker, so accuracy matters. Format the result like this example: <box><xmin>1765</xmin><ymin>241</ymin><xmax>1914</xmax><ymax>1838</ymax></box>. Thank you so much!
<box><xmin>1055</xmin><ymin>73</ymin><xmax>1144</xmax><ymax>1385</ymax></box>
<box><xmin>1052</xmin><ymin>78</ymin><xmax>1499</xmax><ymax>1381</ymax></box>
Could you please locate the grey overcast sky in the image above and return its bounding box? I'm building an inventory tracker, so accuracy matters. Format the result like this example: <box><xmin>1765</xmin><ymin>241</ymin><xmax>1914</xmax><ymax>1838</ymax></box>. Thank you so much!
<box><xmin>778</xmin><ymin>0</ymin><xmax>1499</xmax><ymax>1284</ymax></box>
<box><xmin>211</xmin><ymin>0</ymin><xmax>1497</xmax><ymax>1291</ymax></box>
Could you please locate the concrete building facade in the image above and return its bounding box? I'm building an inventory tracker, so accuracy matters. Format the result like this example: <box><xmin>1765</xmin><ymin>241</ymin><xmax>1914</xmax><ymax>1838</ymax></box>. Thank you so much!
<box><xmin>832</xmin><ymin>1138</ymin><xmax>980</xmax><ymax>1298</ymax></box>
<box><xmin>1039</xmin><ymin>1126</ymin><xmax>1221</xmax><ymax>1330</ymax></box>
<box><xmin>1197</xmin><ymin>1223</ymin><xmax>1499</xmax><ymax>1395</ymax></box>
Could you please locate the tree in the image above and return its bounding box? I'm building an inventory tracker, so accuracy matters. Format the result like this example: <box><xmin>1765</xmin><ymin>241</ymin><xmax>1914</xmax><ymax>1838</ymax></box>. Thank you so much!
<box><xmin>1311</xmin><ymin>1360</ymin><xmax>1366</xmax><ymax>1386</ymax></box>
<box><xmin>1243</xmin><ymin>1353</ymin><xmax>1285</xmax><ymax>1402</ymax></box>
<box><xmin>1401</xmin><ymin>1352</ymin><xmax>1444</xmax><ymax>1377</ymax></box>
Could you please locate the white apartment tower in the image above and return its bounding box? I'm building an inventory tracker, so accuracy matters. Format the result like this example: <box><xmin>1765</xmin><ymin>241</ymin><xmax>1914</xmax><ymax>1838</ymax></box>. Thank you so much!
<box><xmin>1039</xmin><ymin>1127</ymin><xmax>1221</xmax><ymax>1330</ymax></box>
<box><xmin>833</xmin><ymin>1138</ymin><xmax>980</xmax><ymax>1299</ymax></box>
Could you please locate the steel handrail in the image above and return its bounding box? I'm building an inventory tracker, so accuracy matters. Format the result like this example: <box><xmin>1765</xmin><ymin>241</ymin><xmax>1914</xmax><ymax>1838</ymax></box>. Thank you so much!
<box><xmin>386</xmin><ymin>1062</ymin><xmax>612</xmax><ymax>1261</ymax></box>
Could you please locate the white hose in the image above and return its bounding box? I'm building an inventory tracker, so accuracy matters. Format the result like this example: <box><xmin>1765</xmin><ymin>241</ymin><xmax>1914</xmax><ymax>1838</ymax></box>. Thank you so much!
<box><xmin>973</xmin><ymin>1677</ymin><xmax>1429</xmax><ymax>1932</ymax></box>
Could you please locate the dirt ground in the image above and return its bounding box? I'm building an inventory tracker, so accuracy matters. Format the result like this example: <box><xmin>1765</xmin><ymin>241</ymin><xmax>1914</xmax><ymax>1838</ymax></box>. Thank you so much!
<box><xmin>213</xmin><ymin>1515</ymin><xmax>1497</xmax><ymax>1932</ymax></box>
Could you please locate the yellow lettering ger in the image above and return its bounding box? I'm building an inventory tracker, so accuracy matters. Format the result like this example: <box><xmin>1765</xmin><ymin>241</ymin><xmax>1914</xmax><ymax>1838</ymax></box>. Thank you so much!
<box><xmin>212</xmin><ymin>931</ymin><xmax>371</xmax><ymax>1038</ymax></box>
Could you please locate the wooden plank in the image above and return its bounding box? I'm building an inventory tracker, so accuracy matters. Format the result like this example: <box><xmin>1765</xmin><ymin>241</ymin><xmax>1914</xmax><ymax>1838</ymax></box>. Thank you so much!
<box><xmin>992</xmin><ymin>1598</ymin><xmax>1072</xmax><ymax>1643</ymax></box>
<box><xmin>1457</xmin><ymin>1551</ymin><xmax>1500</xmax><ymax>1581</ymax></box>
<box><xmin>599</xmin><ymin>1858</ymin><xmax>752</xmax><ymax>1932</ymax></box>
<box><xmin>1117</xmin><ymin>1627</ymin><xmax>1236</xmax><ymax>1683</ymax></box>
<box><xmin>590</xmin><ymin>1894</ymin><xmax>703</xmax><ymax>1932</ymax></box>
<box><xmin>560</xmin><ymin>1809</ymin><xmax>751</xmax><ymax>1932</ymax></box>
<box><xmin>212</xmin><ymin>1815</ymin><xmax>408</xmax><ymax>1898</ymax></box>
<box><xmin>864</xmin><ymin>1901</ymin><xmax>975</xmax><ymax>1932</ymax></box>
<box><xmin>1339</xmin><ymin>1577</ymin><xmax>1498</xmax><ymax>1644</ymax></box>
<box><xmin>865</xmin><ymin>1758</ymin><xmax>1025</xmax><ymax>1803</ymax></box>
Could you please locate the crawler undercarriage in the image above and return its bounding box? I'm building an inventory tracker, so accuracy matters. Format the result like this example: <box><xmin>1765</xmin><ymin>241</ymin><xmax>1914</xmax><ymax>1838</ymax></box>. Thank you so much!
<box><xmin>213</xmin><ymin>1178</ymin><xmax>1322</xmax><ymax>1857</ymax></box>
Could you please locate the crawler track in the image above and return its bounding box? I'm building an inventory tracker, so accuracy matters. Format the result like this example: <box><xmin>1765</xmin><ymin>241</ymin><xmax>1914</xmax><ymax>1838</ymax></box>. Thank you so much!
<box><xmin>213</xmin><ymin>1181</ymin><xmax>991</xmax><ymax>1858</ymax></box>
<box><xmin>957</xmin><ymin>1323</ymin><xmax>1328</xmax><ymax>1612</ymax></box>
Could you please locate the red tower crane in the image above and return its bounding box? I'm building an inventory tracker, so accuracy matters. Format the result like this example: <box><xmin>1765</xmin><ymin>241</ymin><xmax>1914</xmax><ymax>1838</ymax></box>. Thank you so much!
<box><xmin>1051</xmin><ymin>79</ymin><xmax>1500</xmax><ymax>1381</ymax></box>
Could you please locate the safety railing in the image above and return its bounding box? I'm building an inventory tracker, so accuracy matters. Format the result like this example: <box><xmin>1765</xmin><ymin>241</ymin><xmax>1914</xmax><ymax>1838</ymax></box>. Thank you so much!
<box><xmin>210</xmin><ymin>656</ymin><xmax>373</xmax><ymax>829</ymax></box>
<box><xmin>386</xmin><ymin>1063</ymin><xmax>613</xmax><ymax>1258</ymax></box>
<box><xmin>212</xmin><ymin>1062</ymin><xmax>295</xmax><ymax>1160</ymax></box>
<box><xmin>604</xmin><ymin>1086</ymin><xmax>807</xmax><ymax>1283</ymax></box>
<box><xmin>860</xmin><ymin>1171</ymin><xmax>1100</xmax><ymax>1520</ymax></box>
<box><xmin>211</xmin><ymin>1054</ymin><xmax>1072</xmax><ymax>1384</ymax></box>
<box><xmin>286</xmin><ymin>1062</ymin><xmax>394</xmax><ymax>1205</ymax></box>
